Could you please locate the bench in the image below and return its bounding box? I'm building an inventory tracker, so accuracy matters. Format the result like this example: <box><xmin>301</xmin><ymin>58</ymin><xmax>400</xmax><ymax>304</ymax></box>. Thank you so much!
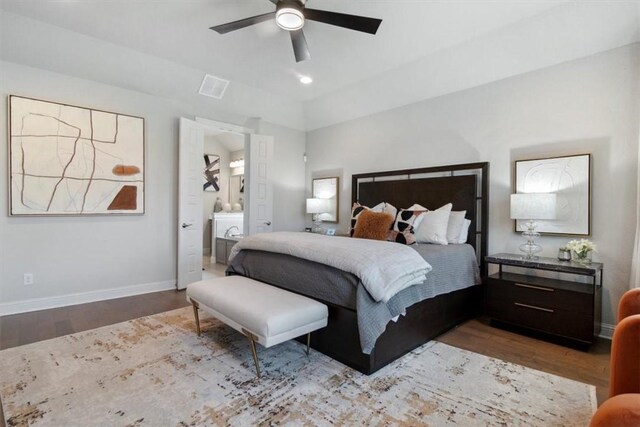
<box><xmin>186</xmin><ymin>275</ymin><xmax>328</xmax><ymax>378</ymax></box>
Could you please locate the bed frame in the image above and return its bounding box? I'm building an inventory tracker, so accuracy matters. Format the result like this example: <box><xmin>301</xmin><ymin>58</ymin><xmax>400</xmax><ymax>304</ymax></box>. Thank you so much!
<box><xmin>299</xmin><ymin>162</ymin><xmax>490</xmax><ymax>374</ymax></box>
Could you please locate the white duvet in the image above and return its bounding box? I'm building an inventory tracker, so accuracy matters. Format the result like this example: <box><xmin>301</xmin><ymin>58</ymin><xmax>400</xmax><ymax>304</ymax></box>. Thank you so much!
<box><xmin>228</xmin><ymin>232</ymin><xmax>432</xmax><ymax>303</ymax></box>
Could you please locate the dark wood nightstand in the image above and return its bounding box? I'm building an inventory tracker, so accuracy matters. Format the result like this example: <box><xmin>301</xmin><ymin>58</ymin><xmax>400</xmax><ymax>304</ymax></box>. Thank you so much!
<box><xmin>485</xmin><ymin>253</ymin><xmax>603</xmax><ymax>350</ymax></box>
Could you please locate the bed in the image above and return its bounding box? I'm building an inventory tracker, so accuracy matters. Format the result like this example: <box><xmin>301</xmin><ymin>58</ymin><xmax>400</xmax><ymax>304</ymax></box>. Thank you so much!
<box><xmin>227</xmin><ymin>162</ymin><xmax>489</xmax><ymax>374</ymax></box>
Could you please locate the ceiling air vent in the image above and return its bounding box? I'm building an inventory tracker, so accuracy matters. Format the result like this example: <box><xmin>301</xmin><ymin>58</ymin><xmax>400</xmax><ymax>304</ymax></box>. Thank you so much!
<box><xmin>198</xmin><ymin>74</ymin><xmax>230</xmax><ymax>99</ymax></box>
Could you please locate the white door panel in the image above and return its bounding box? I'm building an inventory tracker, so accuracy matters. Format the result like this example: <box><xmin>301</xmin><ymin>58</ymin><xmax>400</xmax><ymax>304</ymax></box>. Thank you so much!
<box><xmin>247</xmin><ymin>134</ymin><xmax>274</xmax><ymax>235</ymax></box>
<box><xmin>177</xmin><ymin>118</ymin><xmax>204</xmax><ymax>289</ymax></box>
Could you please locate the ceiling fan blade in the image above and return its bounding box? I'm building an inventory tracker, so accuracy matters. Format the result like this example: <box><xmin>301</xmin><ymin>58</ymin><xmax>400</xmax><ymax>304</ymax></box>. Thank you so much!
<box><xmin>210</xmin><ymin>12</ymin><xmax>276</xmax><ymax>34</ymax></box>
<box><xmin>290</xmin><ymin>29</ymin><xmax>311</xmax><ymax>62</ymax></box>
<box><xmin>266</xmin><ymin>0</ymin><xmax>278</xmax><ymax>4</ymax></box>
<box><xmin>304</xmin><ymin>8</ymin><xmax>382</xmax><ymax>34</ymax></box>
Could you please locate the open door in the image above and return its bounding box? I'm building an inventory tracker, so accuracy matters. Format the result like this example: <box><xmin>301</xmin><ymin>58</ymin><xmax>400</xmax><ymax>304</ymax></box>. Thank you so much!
<box><xmin>177</xmin><ymin>118</ymin><xmax>205</xmax><ymax>289</ymax></box>
<box><xmin>177</xmin><ymin>119</ymin><xmax>274</xmax><ymax>289</ymax></box>
<box><xmin>246</xmin><ymin>134</ymin><xmax>274</xmax><ymax>235</ymax></box>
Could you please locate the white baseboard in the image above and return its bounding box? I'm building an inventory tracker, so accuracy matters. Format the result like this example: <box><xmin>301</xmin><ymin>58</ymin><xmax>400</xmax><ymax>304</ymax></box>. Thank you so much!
<box><xmin>0</xmin><ymin>280</ymin><xmax>177</xmax><ymax>316</ymax></box>
<box><xmin>598</xmin><ymin>323</ymin><xmax>615</xmax><ymax>340</ymax></box>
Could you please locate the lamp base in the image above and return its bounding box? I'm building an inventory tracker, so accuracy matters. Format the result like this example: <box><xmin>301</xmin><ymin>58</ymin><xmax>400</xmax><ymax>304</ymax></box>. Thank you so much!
<box><xmin>312</xmin><ymin>214</ymin><xmax>323</xmax><ymax>234</ymax></box>
<box><xmin>518</xmin><ymin>220</ymin><xmax>543</xmax><ymax>259</ymax></box>
<box><xmin>518</xmin><ymin>241</ymin><xmax>542</xmax><ymax>259</ymax></box>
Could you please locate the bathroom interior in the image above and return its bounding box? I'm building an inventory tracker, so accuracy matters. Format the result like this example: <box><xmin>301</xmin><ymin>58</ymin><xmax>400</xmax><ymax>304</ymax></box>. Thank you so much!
<box><xmin>202</xmin><ymin>129</ymin><xmax>245</xmax><ymax>271</ymax></box>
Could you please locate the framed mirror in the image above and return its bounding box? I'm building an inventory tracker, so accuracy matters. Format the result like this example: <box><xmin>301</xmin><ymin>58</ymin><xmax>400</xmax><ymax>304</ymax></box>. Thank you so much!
<box><xmin>312</xmin><ymin>177</ymin><xmax>339</xmax><ymax>223</ymax></box>
<box><xmin>229</xmin><ymin>175</ymin><xmax>244</xmax><ymax>211</ymax></box>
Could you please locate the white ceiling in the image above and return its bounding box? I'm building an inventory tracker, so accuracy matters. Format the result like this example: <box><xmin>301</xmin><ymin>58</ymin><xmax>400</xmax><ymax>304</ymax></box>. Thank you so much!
<box><xmin>1</xmin><ymin>1</ymin><xmax>639</xmax><ymax>131</ymax></box>
<box><xmin>206</xmin><ymin>130</ymin><xmax>245</xmax><ymax>153</ymax></box>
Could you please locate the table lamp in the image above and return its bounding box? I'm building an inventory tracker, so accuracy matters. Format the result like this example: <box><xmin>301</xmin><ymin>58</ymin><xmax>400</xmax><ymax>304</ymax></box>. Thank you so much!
<box><xmin>510</xmin><ymin>193</ymin><xmax>557</xmax><ymax>259</ymax></box>
<box><xmin>306</xmin><ymin>198</ymin><xmax>329</xmax><ymax>233</ymax></box>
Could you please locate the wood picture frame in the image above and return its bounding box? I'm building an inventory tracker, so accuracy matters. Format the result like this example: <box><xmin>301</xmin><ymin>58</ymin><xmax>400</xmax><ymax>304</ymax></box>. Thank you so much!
<box><xmin>514</xmin><ymin>153</ymin><xmax>591</xmax><ymax>236</ymax></box>
<box><xmin>312</xmin><ymin>176</ymin><xmax>339</xmax><ymax>223</ymax></box>
<box><xmin>8</xmin><ymin>95</ymin><xmax>145</xmax><ymax>216</ymax></box>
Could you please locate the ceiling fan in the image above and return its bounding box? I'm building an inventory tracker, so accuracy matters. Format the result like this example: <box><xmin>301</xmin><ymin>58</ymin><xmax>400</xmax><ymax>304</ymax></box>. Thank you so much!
<box><xmin>210</xmin><ymin>0</ymin><xmax>382</xmax><ymax>62</ymax></box>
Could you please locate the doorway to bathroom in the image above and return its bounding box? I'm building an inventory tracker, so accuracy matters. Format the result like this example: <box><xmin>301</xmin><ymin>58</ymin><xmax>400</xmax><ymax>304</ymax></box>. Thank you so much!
<box><xmin>177</xmin><ymin>117</ymin><xmax>274</xmax><ymax>289</ymax></box>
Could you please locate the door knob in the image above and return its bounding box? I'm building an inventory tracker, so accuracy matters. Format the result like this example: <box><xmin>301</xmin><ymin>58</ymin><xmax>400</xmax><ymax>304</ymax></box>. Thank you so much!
<box><xmin>264</xmin><ymin>221</ymin><xmax>272</xmax><ymax>226</ymax></box>
<box><xmin>181</xmin><ymin>223</ymin><xmax>192</xmax><ymax>229</ymax></box>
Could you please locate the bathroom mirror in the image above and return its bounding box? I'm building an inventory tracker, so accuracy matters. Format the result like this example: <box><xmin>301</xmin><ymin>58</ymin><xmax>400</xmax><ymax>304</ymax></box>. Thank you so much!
<box><xmin>312</xmin><ymin>177</ymin><xmax>339</xmax><ymax>223</ymax></box>
<box><xmin>229</xmin><ymin>175</ymin><xmax>244</xmax><ymax>211</ymax></box>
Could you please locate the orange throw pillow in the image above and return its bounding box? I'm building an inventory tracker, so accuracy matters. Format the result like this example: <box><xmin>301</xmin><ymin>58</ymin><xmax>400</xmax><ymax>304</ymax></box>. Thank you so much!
<box><xmin>353</xmin><ymin>210</ymin><xmax>395</xmax><ymax>241</ymax></box>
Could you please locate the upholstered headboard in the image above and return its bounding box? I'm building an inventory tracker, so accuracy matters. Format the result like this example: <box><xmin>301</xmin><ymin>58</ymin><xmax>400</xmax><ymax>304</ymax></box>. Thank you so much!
<box><xmin>351</xmin><ymin>162</ymin><xmax>489</xmax><ymax>274</ymax></box>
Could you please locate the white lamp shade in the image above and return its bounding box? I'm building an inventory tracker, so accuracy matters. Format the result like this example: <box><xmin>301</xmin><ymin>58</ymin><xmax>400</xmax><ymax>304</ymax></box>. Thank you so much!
<box><xmin>510</xmin><ymin>193</ymin><xmax>557</xmax><ymax>220</ymax></box>
<box><xmin>306</xmin><ymin>198</ymin><xmax>329</xmax><ymax>214</ymax></box>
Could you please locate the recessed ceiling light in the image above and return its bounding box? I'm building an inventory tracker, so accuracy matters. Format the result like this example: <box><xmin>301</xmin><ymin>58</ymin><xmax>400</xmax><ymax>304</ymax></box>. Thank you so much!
<box><xmin>299</xmin><ymin>76</ymin><xmax>313</xmax><ymax>85</ymax></box>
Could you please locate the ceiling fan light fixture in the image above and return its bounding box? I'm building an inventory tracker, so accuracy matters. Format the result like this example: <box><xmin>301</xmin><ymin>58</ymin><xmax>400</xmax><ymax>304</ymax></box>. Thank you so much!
<box><xmin>276</xmin><ymin>1</ymin><xmax>305</xmax><ymax>31</ymax></box>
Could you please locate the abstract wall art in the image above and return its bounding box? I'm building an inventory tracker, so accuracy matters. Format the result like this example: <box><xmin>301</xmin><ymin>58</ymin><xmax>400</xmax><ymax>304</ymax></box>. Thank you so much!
<box><xmin>203</xmin><ymin>154</ymin><xmax>220</xmax><ymax>192</ymax></box>
<box><xmin>9</xmin><ymin>95</ymin><xmax>145</xmax><ymax>215</ymax></box>
<box><xmin>515</xmin><ymin>153</ymin><xmax>591</xmax><ymax>235</ymax></box>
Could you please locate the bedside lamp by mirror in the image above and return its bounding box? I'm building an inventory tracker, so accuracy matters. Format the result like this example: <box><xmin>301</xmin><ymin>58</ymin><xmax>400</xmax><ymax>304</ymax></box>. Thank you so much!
<box><xmin>306</xmin><ymin>198</ymin><xmax>329</xmax><ymax>233</ymax></box>
<box><xmin>511</xmin><ymin>193</ymin><xmax>557</xmax><ymax>259</ymax></box>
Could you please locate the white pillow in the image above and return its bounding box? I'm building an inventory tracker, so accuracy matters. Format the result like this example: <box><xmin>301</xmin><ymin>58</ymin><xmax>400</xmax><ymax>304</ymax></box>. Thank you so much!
<box><xmin>456</xmin><ymin>219</ymin><xmax>472</xmax><ymax>244</ymax></box>
<box><xmin>406</xmin><ymin>204</ymin><xmax>428</xmax><ymax>229</ymax></box>
<box><xmin>446</xmin><ymin>210</ymin><xmax>467</xmax><ymax>243</ymax></box>
<box><xmin>382</xmin><ymin>202</ymin><xmax>398</xmax><ymax>220</ymax></box>
<box><xmin>415</xmin><ymin>203</ymin><xmax>452</xmax><ymax>245</ymax></box>
<box><xmin>408</xmin><ymin>203</ymin><xmax>427</xmax><ymax>210</ymax></box>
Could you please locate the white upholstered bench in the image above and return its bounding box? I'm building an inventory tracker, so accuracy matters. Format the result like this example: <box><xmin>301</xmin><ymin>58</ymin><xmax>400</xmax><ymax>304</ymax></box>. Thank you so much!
<box><xmin>186</xmin><ymin>275</ymin><xmax>328</xmax><ymax>378</ymax></box>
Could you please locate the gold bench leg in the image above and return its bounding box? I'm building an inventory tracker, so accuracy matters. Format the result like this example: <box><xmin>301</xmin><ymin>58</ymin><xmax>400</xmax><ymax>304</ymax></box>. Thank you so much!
<box><xmin>306</xmin><ymin>333</ymin><xmax>311</xmax><ymax>356</ymax></box>
<box><xmin>191</xmin><ymin>300</ymin><xmax>201</xmax><ymax>337</ymax></box>
<box><xmin>242</xmin><ymin>328</ymin><xmax>261</xmax><ymax>378</ymax></box>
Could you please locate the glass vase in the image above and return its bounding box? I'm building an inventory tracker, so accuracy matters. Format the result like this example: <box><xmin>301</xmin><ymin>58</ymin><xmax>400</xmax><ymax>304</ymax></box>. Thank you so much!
<box><xmin>572</xmin><ymin>250</ymin><xmax>592</xmax><ymax>265</ymax></box>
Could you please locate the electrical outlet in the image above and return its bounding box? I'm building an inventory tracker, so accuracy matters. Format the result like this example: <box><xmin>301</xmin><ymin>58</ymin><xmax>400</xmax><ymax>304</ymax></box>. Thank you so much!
<box><xmin>23</xmin><ymin>273</ymin><xmax>34</xmax><ymax>286</ymax></box>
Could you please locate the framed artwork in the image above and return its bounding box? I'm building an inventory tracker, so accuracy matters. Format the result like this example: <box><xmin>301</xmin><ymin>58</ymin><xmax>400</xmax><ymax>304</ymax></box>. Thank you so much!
<box><xmin>203</xmin><ymin>154</ymin><xmax>220</xmax><ymax>192</ymax></box>
<box><xmin>9</xmin><ymin>95</ymin><xmax>145</xmax><ymax>215</ymax></box>
<box><xmin>514</xmin><ymin>153</ymin><xmax>591</xmax><ymax>235</ymax></box>
<box><xmin>312</xmin><ymin>176</ymin><xmax>339</xmax><ymax>223</ymax></box>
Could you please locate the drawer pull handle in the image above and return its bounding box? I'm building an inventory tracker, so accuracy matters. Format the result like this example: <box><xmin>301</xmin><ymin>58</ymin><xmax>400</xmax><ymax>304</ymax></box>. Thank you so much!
<box><xmin>514</xmin><ymin>302</ymin><xmax>555</xmax><ymax>313</ymax></box>
<box><xmin>514</xmin><ymin>283</ymin><xmax>554</xmax><ymax>292</ymax></box>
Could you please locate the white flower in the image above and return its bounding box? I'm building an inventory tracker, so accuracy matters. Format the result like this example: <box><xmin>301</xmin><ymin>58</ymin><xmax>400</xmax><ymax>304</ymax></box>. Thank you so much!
<box><xmin>565</xmin><ymin>239</ymin><xmax>597</xmax><ymax>257</ymax></box>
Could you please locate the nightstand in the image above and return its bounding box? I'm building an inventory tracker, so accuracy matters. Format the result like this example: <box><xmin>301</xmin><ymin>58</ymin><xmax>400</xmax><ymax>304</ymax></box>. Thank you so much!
<box><xmin>485</xmin><ymin>253</ymin><xmax>603</xmax><ymax>350</ymax></box>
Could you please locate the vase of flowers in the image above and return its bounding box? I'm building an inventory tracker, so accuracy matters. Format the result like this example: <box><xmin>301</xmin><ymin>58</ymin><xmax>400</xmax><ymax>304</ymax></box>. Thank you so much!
<box><xmin>565</xmin><ymin>239</ymin><xmax>597</xmax><ymax>265</ymax></box>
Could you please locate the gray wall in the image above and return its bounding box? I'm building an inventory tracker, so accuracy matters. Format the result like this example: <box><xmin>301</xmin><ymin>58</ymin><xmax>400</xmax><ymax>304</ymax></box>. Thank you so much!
<box><xmin>0</xmin><ymin>60</ymin><xmax>306</xmax><ymax>313</ymax></box>
<box><xmin>306</xmin><ymin>44</ymin><xmax>640</xmax><ymax>329</ymax></box>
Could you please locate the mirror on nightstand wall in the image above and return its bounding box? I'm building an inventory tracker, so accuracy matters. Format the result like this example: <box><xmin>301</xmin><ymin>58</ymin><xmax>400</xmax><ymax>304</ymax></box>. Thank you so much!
<box><xmin>312</xmin><ymin>177</ymin><xmax>339</xmax><ymax>223</ymax></box>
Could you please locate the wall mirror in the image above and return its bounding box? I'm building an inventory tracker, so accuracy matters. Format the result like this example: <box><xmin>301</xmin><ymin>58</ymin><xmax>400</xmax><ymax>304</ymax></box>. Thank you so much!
<box><xmin>229</xmin><ymin>174</ymin><xmax>244</xmax><ymax>211</ymax></box>
<box><xmin>312</xmin><ymin>177</ymin><xmax>339</xmax><ymax>223</ymax></box>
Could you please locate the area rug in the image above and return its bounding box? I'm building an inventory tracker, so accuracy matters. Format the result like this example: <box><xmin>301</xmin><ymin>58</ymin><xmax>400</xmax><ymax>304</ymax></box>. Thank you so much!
<box><xmin>0</xmin><ymin>307</ymin><xmax>596</xmax><ymax>426</ymax></box>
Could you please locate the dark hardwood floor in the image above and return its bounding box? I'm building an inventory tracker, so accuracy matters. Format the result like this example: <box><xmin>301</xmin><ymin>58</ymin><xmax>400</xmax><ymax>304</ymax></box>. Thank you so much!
<box><xmin>0</xmin><ymin>289</ymin><xmax>610</xmax><ymax>426</ymax></box>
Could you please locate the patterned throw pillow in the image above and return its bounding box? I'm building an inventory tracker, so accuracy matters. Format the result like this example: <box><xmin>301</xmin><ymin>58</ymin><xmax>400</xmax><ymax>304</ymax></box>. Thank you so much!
<box><xmin>352</xmin><ymin>210</ymin><xmax>395</xmax><ymax>241</ymax></box>
<box><xmin>388</xmin><ymin>208</ymin><xmax>426</xmax><ymax>245</ymax></box>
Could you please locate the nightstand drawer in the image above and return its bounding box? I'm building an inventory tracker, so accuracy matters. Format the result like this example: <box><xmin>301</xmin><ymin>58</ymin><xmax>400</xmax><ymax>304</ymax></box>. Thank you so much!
<box><xmin>486</xmin><ymin>276</ymin><xmax>592</xmax><ymax>315</ymax></box>
<box><xmin>489</xmin><ymin>301</ymin><xmax>593</xmax><ymax>342</ymax></box>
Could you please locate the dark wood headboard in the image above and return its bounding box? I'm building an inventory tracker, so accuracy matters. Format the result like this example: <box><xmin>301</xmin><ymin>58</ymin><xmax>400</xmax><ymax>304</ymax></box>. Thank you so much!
<box><xmin>352</xmin><ymin>162</ymin><xmax>489</xmax><ymax>274</ymax></box>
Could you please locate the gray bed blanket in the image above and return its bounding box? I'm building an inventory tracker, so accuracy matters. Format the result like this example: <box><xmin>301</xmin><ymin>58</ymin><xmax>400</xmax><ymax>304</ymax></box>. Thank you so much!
<box><xmin>229</xmin><ymin>232</ymin><xmax>431</xmax><ymax>303</ymax></box>
<box><xmin>227</xmin><ymin>243</ymin><xmax>480</xmax><ymax>354</ymax></box>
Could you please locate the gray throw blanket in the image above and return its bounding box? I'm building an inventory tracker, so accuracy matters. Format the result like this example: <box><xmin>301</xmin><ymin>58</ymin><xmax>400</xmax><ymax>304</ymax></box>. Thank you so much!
<box><xmin>229</xmin><ymin>232</ymin><xmax>431</xmax><ymax>303</ymax></box>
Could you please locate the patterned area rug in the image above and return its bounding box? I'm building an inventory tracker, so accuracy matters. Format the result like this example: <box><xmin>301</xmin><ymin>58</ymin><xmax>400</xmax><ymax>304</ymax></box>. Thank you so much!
<box><xmin>0</xmin><ymin>307</ymin><xmax>596</xmax><ymax>426</ymax></box>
